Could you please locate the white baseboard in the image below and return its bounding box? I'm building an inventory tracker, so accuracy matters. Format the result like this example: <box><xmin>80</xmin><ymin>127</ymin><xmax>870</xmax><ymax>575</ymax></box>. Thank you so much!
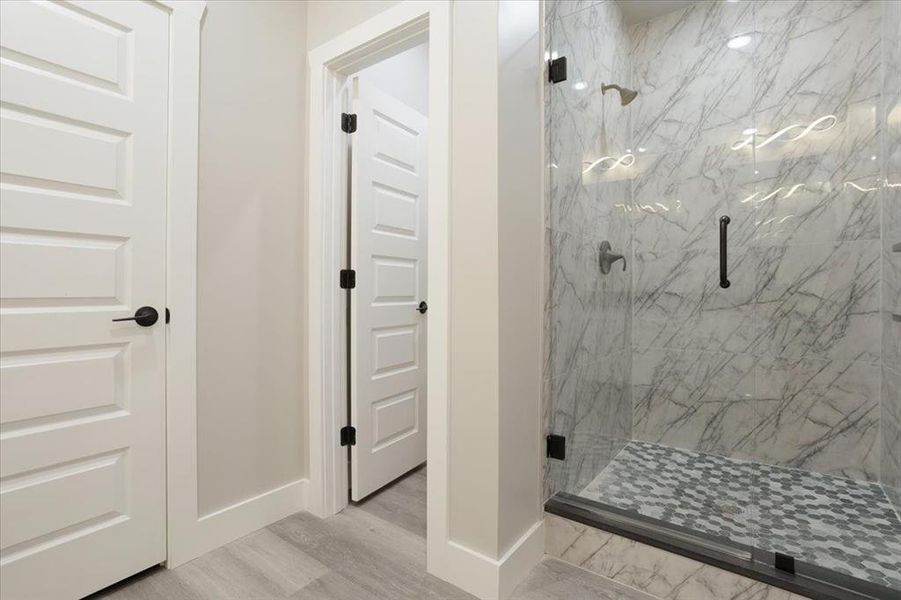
<box><xmin>436</xmin><ymin>519</ymin><xmax>545</xmax><ymax>600</ymax></box>
<box><xmin>497</xmin><ymin>520</ymin><xmax>545</xmax><ymax>599</ymax></box>
<box><xmin>168</xmin><ymin>478</ymin><xmax>308</xmax><ymax>567</ymax></box>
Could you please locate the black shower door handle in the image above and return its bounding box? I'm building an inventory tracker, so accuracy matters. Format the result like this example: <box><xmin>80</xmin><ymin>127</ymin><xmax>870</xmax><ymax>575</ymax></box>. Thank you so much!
<box><xmin>719</xmin><ymin>215</ymin><xmax>731</xmax><ymax>289</ymax></box>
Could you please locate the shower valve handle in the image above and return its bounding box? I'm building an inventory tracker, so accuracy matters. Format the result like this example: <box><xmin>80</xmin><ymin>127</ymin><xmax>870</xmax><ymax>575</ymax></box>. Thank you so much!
<box><xmin>599</xmin><ymin>241</ymin><xmax>626</xmax><ymax>274</ymax></box>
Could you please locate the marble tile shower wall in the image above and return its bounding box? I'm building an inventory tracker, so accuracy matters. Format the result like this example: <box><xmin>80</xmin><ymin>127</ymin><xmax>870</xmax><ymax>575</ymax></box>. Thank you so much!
<box><xmin>544</xmin><ymin>0</ymin><xmax>633</xmax><ymax>499</ymax></box>
<box><xmin>881</xmin><ymin>0</ymin><xmax>901</xmax><ymax>514</ymax></box>
<box><xmin>545</xmin><ymin>0</ymin><xmax>901</xmax><ymax>499</ymax></box>
<box><xmin>630</xmin><ymin>0</ymin><xmax>893</xmax><ymax>483</ymax></box>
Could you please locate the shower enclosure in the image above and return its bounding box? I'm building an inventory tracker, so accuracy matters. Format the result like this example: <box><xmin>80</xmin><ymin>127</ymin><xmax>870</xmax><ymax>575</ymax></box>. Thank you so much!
<box><xmin>543</xmin><ymin>0</ymin><xmax>900</xmax><ymax>596</ymax></box>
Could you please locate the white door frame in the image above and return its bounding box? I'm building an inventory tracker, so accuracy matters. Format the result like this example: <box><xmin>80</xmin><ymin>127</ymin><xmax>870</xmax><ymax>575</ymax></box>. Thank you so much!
<box><xmin>305</xmin><ymin>0</ymin><xmax>451</xmax><ymax>569</ymax></box>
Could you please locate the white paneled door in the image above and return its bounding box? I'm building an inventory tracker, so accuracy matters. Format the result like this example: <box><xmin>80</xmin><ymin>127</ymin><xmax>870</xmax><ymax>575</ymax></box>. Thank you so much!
<box><xmin>350</xmin><ymin>82</ymin><xmax>428</xmax><ymax>501</ymax></box>
<box><xmin>0</xmin><ymin>1</ymin><xmax>169</xmax><ymax>598</ymax></box>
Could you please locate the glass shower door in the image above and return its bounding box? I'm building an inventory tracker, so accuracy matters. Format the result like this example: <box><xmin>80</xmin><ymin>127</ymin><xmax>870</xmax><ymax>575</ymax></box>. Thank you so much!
<box><xmin>544</xmin><ymin>0</ymin><xmax>901</xmax><ymax>594</ymax></box>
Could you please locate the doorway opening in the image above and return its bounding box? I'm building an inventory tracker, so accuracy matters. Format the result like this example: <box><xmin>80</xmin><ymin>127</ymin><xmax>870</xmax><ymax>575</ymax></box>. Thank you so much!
<box><xmin>342</xmin><ymin>41</ymin><xmax>430</xmax><ymax>504</ymax></box>
<box><xmin>305</xmin><ymin>3</ymin><xmax>450</xmax><ymax>575</ymax></box>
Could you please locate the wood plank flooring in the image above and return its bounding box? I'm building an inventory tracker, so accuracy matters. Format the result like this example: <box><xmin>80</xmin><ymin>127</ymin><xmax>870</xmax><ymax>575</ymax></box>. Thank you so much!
<box><xmin>89</xmin><ymin>467</ymin><xmax>651</xmax><ymax>600</ymax></box>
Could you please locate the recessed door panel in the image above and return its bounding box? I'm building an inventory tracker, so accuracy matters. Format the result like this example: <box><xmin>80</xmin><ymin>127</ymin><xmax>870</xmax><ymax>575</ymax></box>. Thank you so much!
<box><xmin>0</xmin><ymin>109</ymin><xmax>128</xmax><ymax>197</ymax></box>
<box><xmin>372</xmin><ymin>257</ymin><xmax>417</xmax><ymax>305</ymax></box>
<box><xmin>0</xmin><ymin>344</ymin><xmax>126</xmax><ymax>428</ymax></box>
<box><xmin>0</xmin><ymin>450</ymin><xmax>127</xmax><ymax>553</ymax></box>
<box><xmin>371</xmin><ymin>390</ymin><xmax>419</xmax><ymax>452</ymax></box>
<box><xmin>372</xmin><ymin>325</ymin><xmax>417</xmax><ymax>378</ymax></box>
<box><xmin>0</xmin><ymin>230</ymin><xmax>127</xmax><ymax>305</ymax></box>
<box><xmin>372</xmin><ymin>110</ymin><xmax>419</xmax><ymax>174</ymax></box>
<box><xmin>0</xmin><ymin>0</ymin><xmax>131</xmax><ymax>94</ymax></box>
<box><xmin>372</xmin><ymin>182</ymin><xmax>417</xmax><ymax>238</ymax></box>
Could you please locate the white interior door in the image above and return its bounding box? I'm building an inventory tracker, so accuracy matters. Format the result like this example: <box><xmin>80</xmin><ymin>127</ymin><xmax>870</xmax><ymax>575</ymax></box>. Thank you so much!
<box><xmin>0</xmin><ymin>2</ymin><xmax>169</xmax><ymax>598</ymax></box>
<box><xmin>350</xmin><ymin>81</ymin><xmax>428</xmax><ymax>501</ymax></box>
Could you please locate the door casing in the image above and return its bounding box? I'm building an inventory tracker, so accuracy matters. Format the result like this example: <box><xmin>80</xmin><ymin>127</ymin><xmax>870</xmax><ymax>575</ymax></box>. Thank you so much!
<box><xmin>304</xmin><ymin>1</ymin><xmax>452</xmax><ymax>577</ymax></box>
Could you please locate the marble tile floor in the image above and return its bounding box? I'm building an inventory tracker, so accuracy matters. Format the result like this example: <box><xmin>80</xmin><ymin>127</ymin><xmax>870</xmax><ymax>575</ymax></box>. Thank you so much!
<box><xmin>88</xmin><ymin>466</ymin><xmax>652</xmax><ymax>600</ymax></box>
<box><xmin>580</xmin><ymin>441</ymin><xmax>901</xmax><ymax>591</ymax></box>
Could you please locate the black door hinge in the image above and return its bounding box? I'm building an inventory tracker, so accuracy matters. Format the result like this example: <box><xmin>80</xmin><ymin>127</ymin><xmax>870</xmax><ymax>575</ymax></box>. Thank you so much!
<box><xmin>341</xmin><ymin>112</ymin><xmax>357</xmax><ymax>133</ymax></box>
<box><xmin>546</xmin><ymin>434</ymin><xmax>566</xmax><ymax>460</ymax></box>
<box><xmin>340</xmin><ymin>269</ymin><xmax>356</xmax><ymax>289</ymax></box>
<box><xmin>340</xmin><ymin>426</ymin><xmax>356</xmax><ymax>446</ymax></box>
<box><xmin>549</xmin><ymin>56</ymin><xmax>567</xmax><ymax>84</ymax></box>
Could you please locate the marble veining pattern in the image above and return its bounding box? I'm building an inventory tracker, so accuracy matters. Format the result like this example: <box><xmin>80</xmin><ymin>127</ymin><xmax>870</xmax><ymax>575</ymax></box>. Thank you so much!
<box><xmin>753</xmin><ymin>241</ymin><xmax>881</xmax><ymax>364</ymax></box>
<box><xmin>579</xmin><ymin>441</ymin><xmax>901</xmax><ymax>591</ymax></box>
<box><xmin>752</xmin><ymin>355</ymin><xmax>880</xmax><ymax>481</ymax></box>
<box><xmin>544</xmin><ymin>0</ymin><xmax>901</xmax><ymax>573</ymax></box>
<box><xmin>621</xmin><ymin>0</ymin><xmax>889</xmax><ymax>483</ymax></box>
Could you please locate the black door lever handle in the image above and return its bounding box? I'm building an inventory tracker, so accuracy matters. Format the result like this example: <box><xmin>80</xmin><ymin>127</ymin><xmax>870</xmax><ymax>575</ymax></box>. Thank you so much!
<box><xmin>112</xmin><ymin>306</ymin><xmax>159</xmax><ymax>327</ymax></box>
<box><xmin>417</xmin><ymin>301</ymin><xmax>428</xmax><ymax>314</ymax></box>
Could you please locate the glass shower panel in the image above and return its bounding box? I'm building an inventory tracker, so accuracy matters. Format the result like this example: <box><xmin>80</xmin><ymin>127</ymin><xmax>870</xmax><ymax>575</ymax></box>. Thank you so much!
<box><xmin>545</xmin><ymin>0</ymin><xmax>633</xmax><ymax>500</ymax></box>
<box><xmin>545</xmin><ymin>0</ymin><xmax>901</xmax><ymax>593</ymax></box>
<box><xmin>747</xmin><ymin>0</ymin><xmax>900</xmax><ymax>589</ymax></box>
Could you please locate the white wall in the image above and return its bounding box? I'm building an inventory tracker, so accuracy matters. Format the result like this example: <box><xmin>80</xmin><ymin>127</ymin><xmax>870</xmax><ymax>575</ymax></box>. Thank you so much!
<box><xmin>197</xmin><ymin>0</ymin><xmax>307</xmax><ymax>515</ymax></box>
<box><xmin>306</xmin><ymin>0</ymin><xmax>401</xmax><ymax>50</ymax></box>
<box><xmin>449</xmin><ymin>0</ymin><xmax>501</xmax><ymax>558</ymax></box>
<box><xmin>447</xmin><ymin>0</ymin><xmax>543</xmax><ymax>567</ymax></box>
<box><xmin>359</xmin><ymin>42</ymin><xmax>429</xmax><ymax>116</ymax></box>
<box><xmin>497</xmin><ymin>0</ymin><xmax>542</xmax><ymax>554</ymax></box>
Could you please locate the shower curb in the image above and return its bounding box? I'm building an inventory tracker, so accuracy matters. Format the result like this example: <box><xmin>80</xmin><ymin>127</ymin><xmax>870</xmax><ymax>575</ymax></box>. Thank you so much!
<box><xmin>545</xmin><ymin>497</ymin><xmax>896</xmax><ymax>600</ymax></box>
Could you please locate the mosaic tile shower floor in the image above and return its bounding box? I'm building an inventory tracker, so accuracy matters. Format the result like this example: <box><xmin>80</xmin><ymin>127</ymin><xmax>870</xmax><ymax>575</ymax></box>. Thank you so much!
<box><xmin>579</xmin><ymin>441</ymin><xmax>901</xmax><ymax>591</ymax></box>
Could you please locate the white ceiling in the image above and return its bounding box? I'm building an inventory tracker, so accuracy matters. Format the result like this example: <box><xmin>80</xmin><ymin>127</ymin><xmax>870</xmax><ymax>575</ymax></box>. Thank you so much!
<box><xmin>616</xmin><ymin>0</ymin><xmax>698</xmax><ymax>25</ymax></box>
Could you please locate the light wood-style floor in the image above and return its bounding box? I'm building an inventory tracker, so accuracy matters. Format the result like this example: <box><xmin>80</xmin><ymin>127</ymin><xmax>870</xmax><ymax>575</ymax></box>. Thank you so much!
<box><xmin>89</xmin><ymin>467</ymin><xmax>650</xmax><ymax>600</ymax></box>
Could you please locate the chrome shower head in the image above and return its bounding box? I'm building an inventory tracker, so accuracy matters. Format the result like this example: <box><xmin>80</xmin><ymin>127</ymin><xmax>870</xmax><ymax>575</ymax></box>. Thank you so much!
<box><xmin>601</xmin><ymin>83</ymin><xmax>638</xmax><ymax>106</ymax></box>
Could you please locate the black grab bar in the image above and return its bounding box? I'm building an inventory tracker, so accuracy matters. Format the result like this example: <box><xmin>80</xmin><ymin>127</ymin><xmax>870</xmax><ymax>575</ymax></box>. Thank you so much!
<box><xmin>719</xmin><ymin>215</ymin><xmax>731</xmax><ymax>289</ymax></box>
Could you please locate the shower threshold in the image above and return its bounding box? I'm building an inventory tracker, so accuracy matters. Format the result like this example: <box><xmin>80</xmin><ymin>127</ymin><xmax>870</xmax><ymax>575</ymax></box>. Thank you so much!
<box><xmin>545</xmin><ymin>441</ymin><xmax>901</xmax><ymax>600</ymax></box>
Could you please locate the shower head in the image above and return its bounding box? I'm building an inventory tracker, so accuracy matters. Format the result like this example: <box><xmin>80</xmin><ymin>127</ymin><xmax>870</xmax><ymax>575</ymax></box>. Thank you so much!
<box><xmin>601</xmin><ymin>83</ymin><xmax>638</xmax><ymax>106</ymax></box>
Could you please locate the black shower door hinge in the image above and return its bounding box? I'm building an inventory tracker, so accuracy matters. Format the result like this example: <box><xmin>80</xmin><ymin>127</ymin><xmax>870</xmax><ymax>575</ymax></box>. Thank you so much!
<box><xmin>546</xmin><ymin>434</ymin><xmax>566</xmax><ymax>460</ymax></box>
<box><xmin>548</xmin><ymin>56</ymin><xmax>567</xmax><ymax>84</ymax></box>
<box><xmin>340</xmin><ymin>426</ymin><xmax>356</xmax><ymax>446</ymax></box>
<box><xmin>774</xmin><ymin>552</ymin><xmax>795</xmax><ymax>574</ymax></box>
<box><xmin>340</xmin><ymin>269</ymin><xmax>356</xmax><ymax>289</ymax></box>
<box><xmin>341</xmin><ymin>112</ymin><xmax>357</xmax><ymax>133</ymax></box>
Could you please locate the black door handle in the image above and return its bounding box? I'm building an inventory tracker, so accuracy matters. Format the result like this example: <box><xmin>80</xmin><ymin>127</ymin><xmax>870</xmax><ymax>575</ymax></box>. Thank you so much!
<box><xmin>417</xmin><ymin>301</ymin><xmax>428</xmax><ymax>314</ymax></box>
<box><xmin>719</xmin><ymin>215</ymin><xmax>731</xmax><ymax>289</ymax></box>
<box><xmin>112</xmin><ymin>306</ymin><xmax>159</xmax><ymax>327</ymax></box>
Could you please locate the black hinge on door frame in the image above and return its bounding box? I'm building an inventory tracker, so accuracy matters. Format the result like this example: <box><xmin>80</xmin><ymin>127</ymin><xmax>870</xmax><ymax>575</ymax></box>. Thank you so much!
<box><xmin>340</xmin><ymin>426</ymin><xmax>356</xmax><ymax>446</ymax></box>
<box><xmin>546</xmin><ymin>434</ymin><xmax>566</xmax><ymax>460</ymax></box>
<box><xmin>548</xmin><ymin>56</ymin><xmax>567</xmax><ymax>84</ymax></box>
<box><xmin>341</xmin><ymin>112</ymin><xmax>357</xmax><ymax>133</ymax></box>
<box><xmin>340</xmin><ymin>269</ymin><xmax>356</xmax><ymax>289</ymax></box>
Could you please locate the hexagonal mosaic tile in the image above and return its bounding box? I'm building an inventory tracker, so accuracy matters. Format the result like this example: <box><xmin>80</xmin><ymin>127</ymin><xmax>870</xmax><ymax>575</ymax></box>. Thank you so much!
<box><xmin>580</xmin><ymin>441</ymin><xmax>901</xmax><ymax>591</ymax></box>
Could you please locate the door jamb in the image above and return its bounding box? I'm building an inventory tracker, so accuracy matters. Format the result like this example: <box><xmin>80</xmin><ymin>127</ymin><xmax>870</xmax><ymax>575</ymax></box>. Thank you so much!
<box><xmin>305</xmin><ymin>0</ymin><xmax>451</xmax><ymax>574</ymax></box>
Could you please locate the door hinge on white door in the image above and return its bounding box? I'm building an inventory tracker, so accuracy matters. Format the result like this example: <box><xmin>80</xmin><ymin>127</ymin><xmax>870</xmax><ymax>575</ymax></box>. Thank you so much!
<box><xmin>341</xmin><ymin>112</ymin><xmax>357</xmax><ymax>133</ymax></box>
<box><xmin>340</xmin><ymin>426</ymin><xmax>356</xmax><ymax>446</ymax></box>
<box><xmin>340</xmin><ymin>269</ymin><xmax>356</xmax><ymax>289</ymax></box>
